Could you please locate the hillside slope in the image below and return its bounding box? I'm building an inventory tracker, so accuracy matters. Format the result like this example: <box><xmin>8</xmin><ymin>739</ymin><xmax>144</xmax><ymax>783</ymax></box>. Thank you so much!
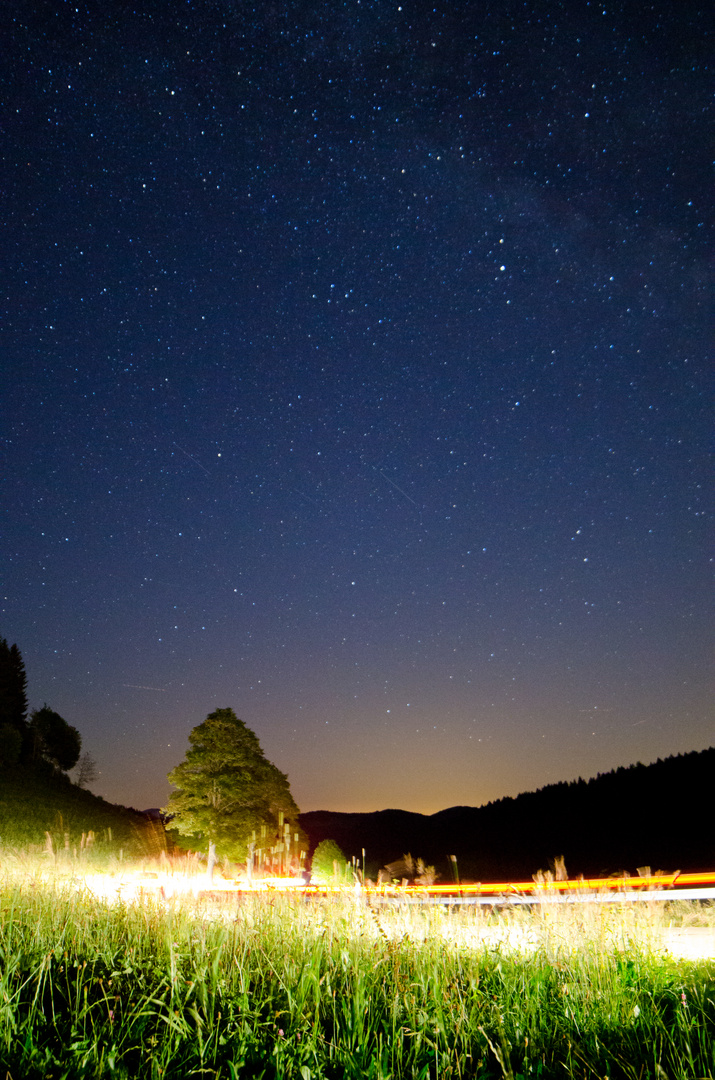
<box><xmin>0</xmin><ymin>765</ymin><xmax>160</xmax><ymax>856</ymax></box>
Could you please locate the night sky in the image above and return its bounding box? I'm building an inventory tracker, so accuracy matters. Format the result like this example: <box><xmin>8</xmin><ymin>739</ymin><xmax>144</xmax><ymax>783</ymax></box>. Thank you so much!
<box><xmin>2</xmin><ymin>1</ymin><xmax>711</xmax><ymax>815</ymax></box>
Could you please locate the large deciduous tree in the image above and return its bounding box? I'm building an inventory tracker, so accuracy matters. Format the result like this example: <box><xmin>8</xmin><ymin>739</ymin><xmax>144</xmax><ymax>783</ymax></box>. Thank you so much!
<box><xmin>30</xmin><ymin>705</ymin><xmax>82</xmax><ymax>771</ymax></box>
<box><xmin>165</xmin><ymin>708</ymin><xmax>300</xmax><ymax>865</ymax></box>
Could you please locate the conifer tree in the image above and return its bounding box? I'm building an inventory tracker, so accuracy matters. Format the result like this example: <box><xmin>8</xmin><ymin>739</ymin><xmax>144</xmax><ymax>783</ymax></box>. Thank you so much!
<box><xmin>0</xmin><ymin>637</ymin><xmax>29</xmax><ymax>765</ymax></box>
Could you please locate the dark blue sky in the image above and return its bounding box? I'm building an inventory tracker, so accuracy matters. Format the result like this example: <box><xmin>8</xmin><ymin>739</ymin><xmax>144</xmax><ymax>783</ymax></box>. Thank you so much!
<box><xmin>2</xmin><ymin>0</ymin><xmax>711</xmax><ymax>812</ymax></box>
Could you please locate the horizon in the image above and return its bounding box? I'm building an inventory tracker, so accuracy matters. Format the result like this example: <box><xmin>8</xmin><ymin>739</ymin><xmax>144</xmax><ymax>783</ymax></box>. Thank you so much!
<box><xmin>119</xmin><ymin>743</ymin><xmax>713</xmax><ymax>818</ymax></box>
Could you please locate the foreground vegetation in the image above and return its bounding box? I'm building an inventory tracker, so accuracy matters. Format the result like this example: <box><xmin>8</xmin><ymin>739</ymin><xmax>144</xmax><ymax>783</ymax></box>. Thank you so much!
<box><xmin>0</xmin><ymin>856</ymin><xmax>713</xmax><ymax>1079</ymax></box>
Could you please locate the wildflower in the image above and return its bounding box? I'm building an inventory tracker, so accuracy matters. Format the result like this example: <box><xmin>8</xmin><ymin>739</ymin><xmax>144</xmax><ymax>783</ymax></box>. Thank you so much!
<box><xmin>681</xmin><ymin>991</ymin><xmax>687</xmax><ymax>1007</ymax></box>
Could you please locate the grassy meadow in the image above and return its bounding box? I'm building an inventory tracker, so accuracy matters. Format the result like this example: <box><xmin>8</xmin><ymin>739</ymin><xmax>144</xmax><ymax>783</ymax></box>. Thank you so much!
<box><xmin>0</xmin><ymin>850</ymin><xmax>714</xmax><ymax>1080</ymax></box>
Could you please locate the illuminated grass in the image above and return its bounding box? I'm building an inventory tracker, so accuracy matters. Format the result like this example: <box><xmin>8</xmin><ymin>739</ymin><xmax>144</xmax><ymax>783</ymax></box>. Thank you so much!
<box><xmin>0</xmin><ymin>861</ymin><xmax>713</xmax><ymax>1078</ymax></box>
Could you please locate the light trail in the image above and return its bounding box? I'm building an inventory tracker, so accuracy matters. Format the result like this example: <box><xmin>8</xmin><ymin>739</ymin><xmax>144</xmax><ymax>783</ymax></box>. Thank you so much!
<box><xmin>76</xmin><ymin>870</ymin><xmax>715</xmax><ymax>905</ymax></box>
<box><xmin>401</xmin><ymin>887</ymin><xmax>715</xmax><ymax>905</ymax></box>
<box><xmin>404</xmin><ymin>871</ymin><xmax>715</xmax><ymax>895</ymax></box>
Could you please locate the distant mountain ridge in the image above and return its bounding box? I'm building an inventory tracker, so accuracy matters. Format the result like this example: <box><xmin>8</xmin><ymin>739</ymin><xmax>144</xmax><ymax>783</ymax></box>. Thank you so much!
<box><xmin>299</xmin><ymin>747</ymin><xmax>714</xmax><ymax>882</ymax></box>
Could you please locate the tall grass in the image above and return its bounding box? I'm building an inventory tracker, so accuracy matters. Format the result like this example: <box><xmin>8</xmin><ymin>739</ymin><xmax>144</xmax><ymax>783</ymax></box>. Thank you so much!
<box><xmin>0</xmin><ymin>862</ymin><xmax>713</xmax><ymax>1078</ymax></box>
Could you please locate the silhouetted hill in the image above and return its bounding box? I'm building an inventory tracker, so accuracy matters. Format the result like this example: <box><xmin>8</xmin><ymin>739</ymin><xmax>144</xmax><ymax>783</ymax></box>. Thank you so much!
<box><xmin>0</xmin><ymin>763</ymin><xmax>160</xmax><ymax>856</ymax></box>
<box><xmin>299</xmin><ymin>747</ymin><xmax>714</xmax><ymax>882</ymax></box>
<box><xmin>296</xmin><ymin>809</ymin><xmax>427</xmax><ymax>869</ymax></box>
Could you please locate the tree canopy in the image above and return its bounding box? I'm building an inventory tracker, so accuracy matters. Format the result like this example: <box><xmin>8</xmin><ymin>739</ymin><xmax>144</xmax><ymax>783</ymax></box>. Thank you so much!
<box><xmin>30</xmin><ymin>705</ymin><xmax>82</xmax><ymax>771</ymax></box>
<box><xmin>165</xmin><ymin>708</ymin><xmax>300</xmax><ymax>862</ymax></box>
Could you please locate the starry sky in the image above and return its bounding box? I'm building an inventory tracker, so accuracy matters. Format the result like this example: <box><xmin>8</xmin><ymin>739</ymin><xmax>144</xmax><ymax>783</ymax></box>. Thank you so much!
<box><xmin>2</xmin><ymin>1</ymin><xmax>711</xmax><ymax>814</ymax></box>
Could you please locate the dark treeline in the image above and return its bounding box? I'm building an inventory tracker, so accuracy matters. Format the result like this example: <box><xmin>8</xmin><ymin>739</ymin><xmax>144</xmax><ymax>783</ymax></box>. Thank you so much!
<box><xmin>0</xmin><ymin>636</ymin><xmax>86</xmax><ymax>777</ymax></box>
<box><xmin>300</xmin><ymin>747</ymin><xmax>714</xmax><ymax>882</ymax></box>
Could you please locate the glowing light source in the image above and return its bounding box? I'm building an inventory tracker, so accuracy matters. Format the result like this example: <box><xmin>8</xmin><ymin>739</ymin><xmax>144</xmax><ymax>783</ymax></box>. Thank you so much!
<box><xmin>72</xmin><ymin>869</ymin><xmax>715</xmax><ymax>906</ymax></box>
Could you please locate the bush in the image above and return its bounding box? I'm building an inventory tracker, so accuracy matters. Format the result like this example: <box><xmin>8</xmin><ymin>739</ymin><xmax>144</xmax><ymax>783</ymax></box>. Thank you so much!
<box><xmin>310</xmin><ymin>839</ymin><xmax>353</xmax><ymax>884</ymax></box>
